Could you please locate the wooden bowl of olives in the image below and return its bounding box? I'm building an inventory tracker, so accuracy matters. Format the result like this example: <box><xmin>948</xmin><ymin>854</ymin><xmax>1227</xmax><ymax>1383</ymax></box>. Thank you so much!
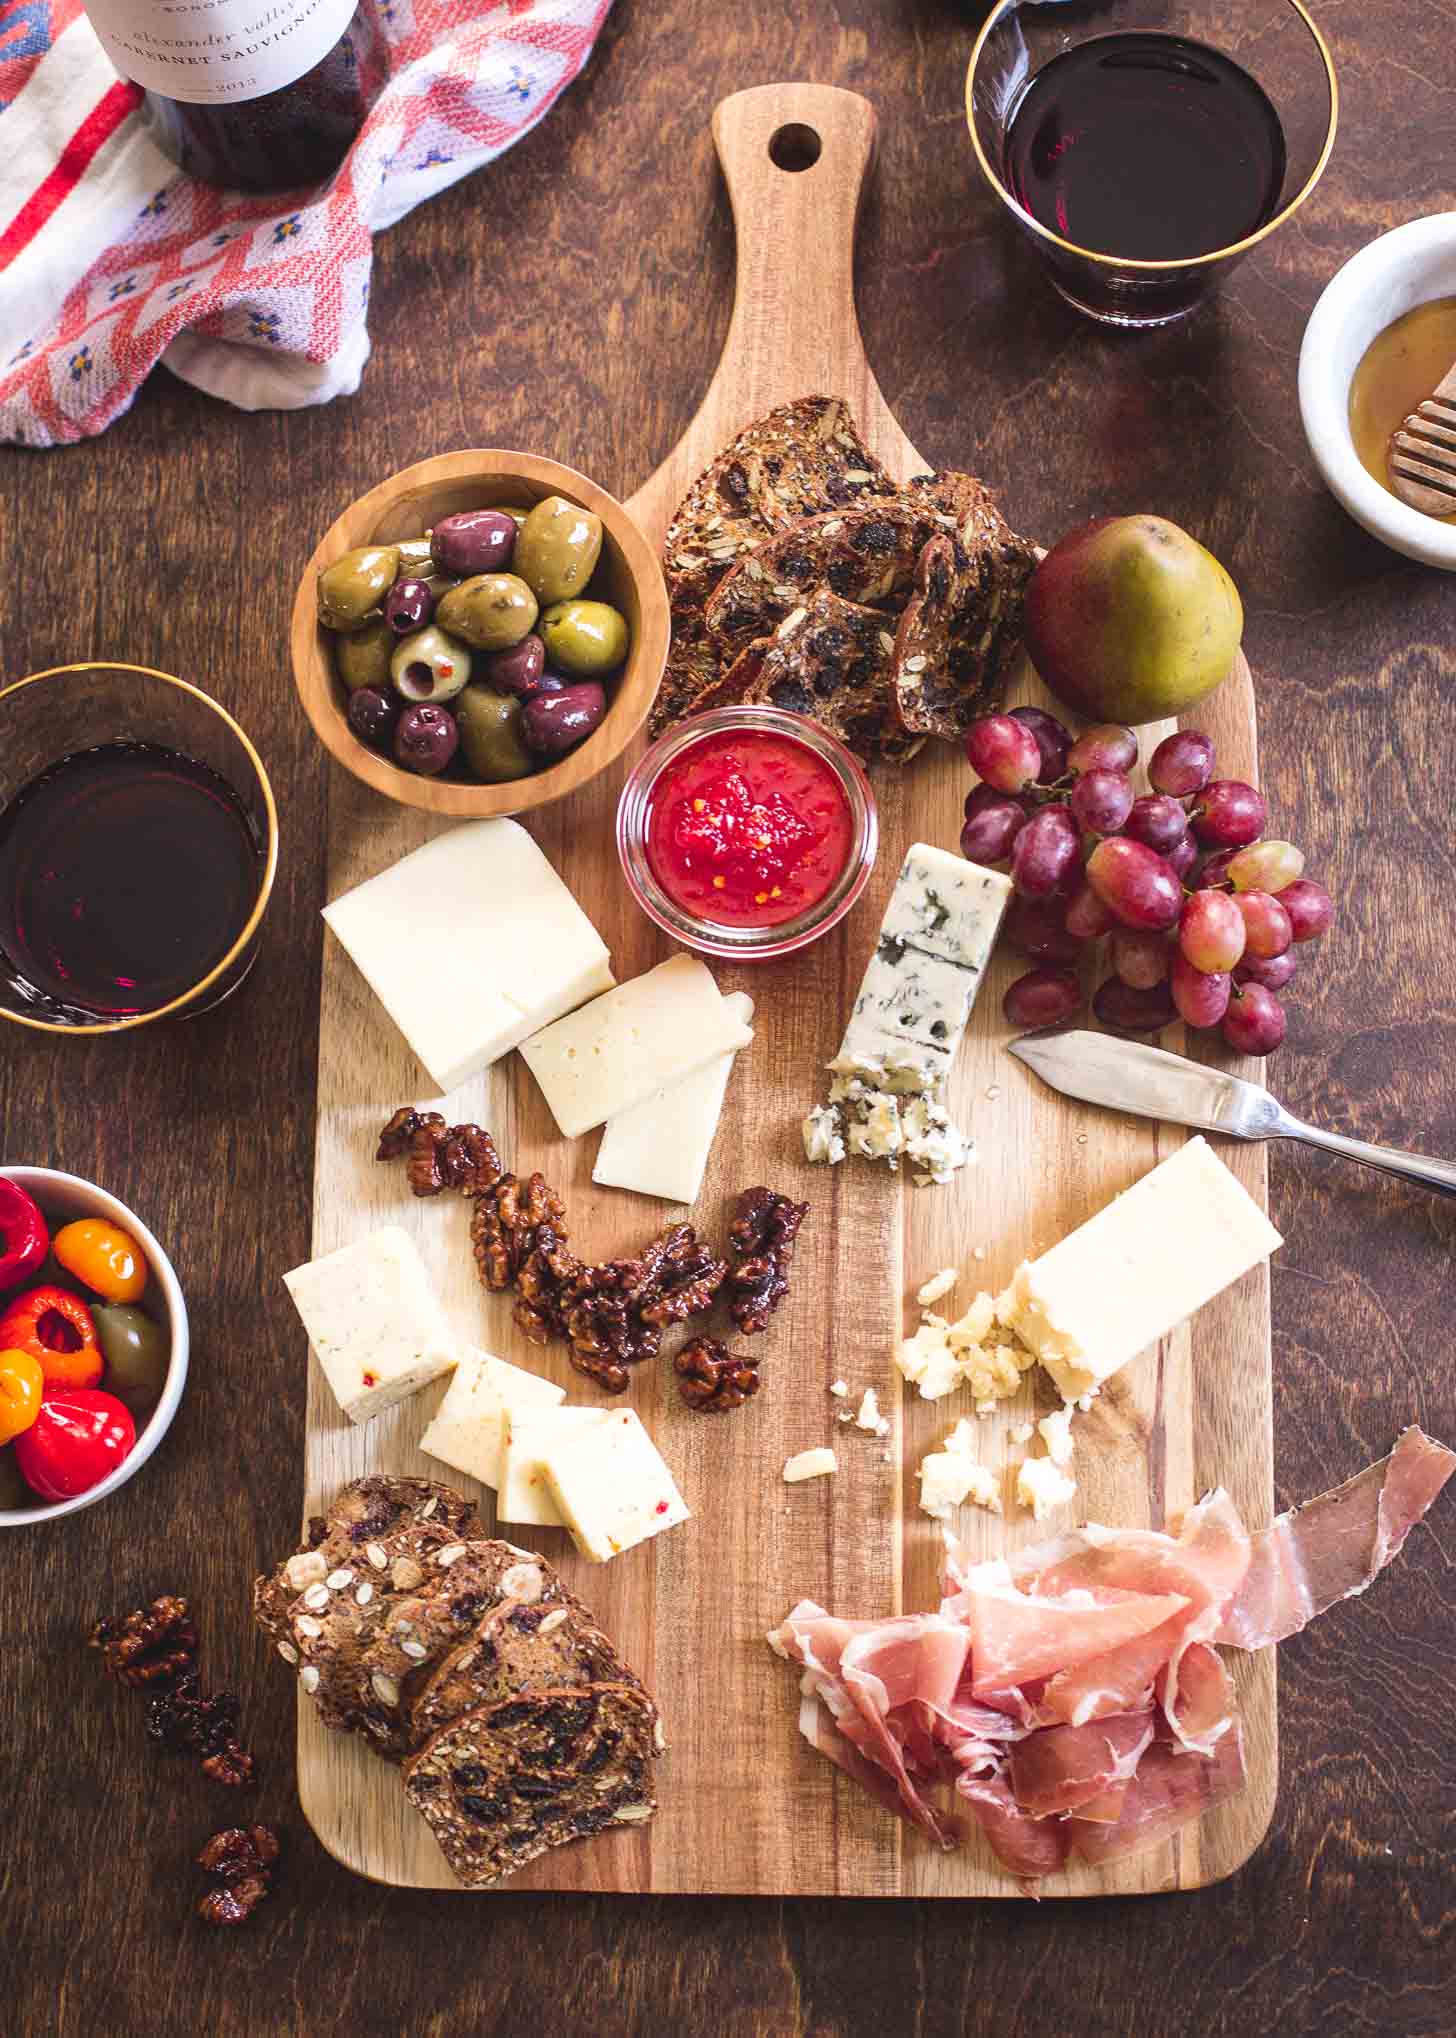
<box><xmin>291</xmin><ymin>451</ymin><xmax>670</xmax><ymax>817</ymax></box>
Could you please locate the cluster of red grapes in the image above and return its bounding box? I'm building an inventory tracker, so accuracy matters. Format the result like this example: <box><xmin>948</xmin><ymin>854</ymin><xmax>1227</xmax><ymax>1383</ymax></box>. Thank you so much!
<box><xmin>961</xmin><ymin>708</ymin><xmax>1334</xmax><ymax>1057</ymax></box>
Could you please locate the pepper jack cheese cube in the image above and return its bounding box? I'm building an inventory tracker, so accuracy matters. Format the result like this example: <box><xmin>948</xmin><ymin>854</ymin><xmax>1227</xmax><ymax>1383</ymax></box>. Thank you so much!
<box><xmin>497</xmin><ymin>1405</ymin><xmax>611</xmax><ymax>1526</ymax></box>
<box><xmin>418</xmin><ymin>1346</ymin><xmax>565</xmax><ymax>1491</ymax></box>
<box><xmin>540</xmin><ymin>1408</ymin><xmax>691</xmax><ymax>1561</ymax></box>
<box><xmin>520</xmin><ymin>954</ymin><xmax>755</xmax><ymax>1141</ymax></box>
<box><xmin>283</xmin><ymin>1227</ymin><xmax>457</xmax><ymax>1426</ymax></box>
<box><xmin>1006</xmin><ymin>1136</ymin><xmax>1283</xmax><ymax>1403</ymax></box>
<box><xmin>321</xmin><ymin>818</ymin><xmax>614</xmax><ymax>1096</ymax></box>
<box><xmin>592</xmin><ymin>993</ymin><xmax>754</xmax><ymax>1203</ymax></box>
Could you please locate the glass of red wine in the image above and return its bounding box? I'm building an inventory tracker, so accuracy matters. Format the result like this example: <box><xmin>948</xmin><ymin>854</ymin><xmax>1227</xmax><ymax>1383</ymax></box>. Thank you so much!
<box><xmin>0</xmin><ymin>665</ymin><xmax>279</xmax><ymax>1034</ymax></box>
<box><xmin>966</xmin><ymin>0</ymin><xmax>1337</xmax><ymax>326</ymax></box>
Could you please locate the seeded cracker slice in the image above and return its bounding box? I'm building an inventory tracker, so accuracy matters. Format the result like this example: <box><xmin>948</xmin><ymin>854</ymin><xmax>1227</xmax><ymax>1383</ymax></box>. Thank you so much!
<box><xmin>402</xmin><ymin>1684</ymin><xmax>662</xmax><ymax>1888</ymax></box>
<box><xmin>409</xmin><ymin>1598</ymin><xmax>638</xmax><ymax>1750</ymax></box>
<box><xmin>703</xmin><ymin>501</ymin><xmax>932</xmax><ymax>662</ymax></box>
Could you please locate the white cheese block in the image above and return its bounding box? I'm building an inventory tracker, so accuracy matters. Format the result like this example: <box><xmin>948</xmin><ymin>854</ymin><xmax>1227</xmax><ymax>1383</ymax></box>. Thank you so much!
<box><xmin>540</xmin><ymin>1408</ymin><xmax>691</xmax><ymax>1562</ymax></box>
<box><xmin>418</xmin><ymin>1347</ymin><xmax>565</xmax><ymax>1490</ymax></box>
<box><xmin>283</xmin><ymin>1227</ymin><xmax>457</xmax><ymax>1426</ymax></box>
<box><xmin>497</xmin><ymin>1405</ymin><xmax>611</xmax><ymax>1526</ymax></box>
<box><xmin>1006</xmin><ymin>1136</ymin><xmax>1284</xmax><ymax>1402</ymax></box>
<box><xmin>592</xmin><ymin>992</ymin><xmax>754</xmax><ymax>1203</ymax></box>
<box><xmin>782</xmin><ymin>1447</ymin><xmax>838</xmax><ymax>1483</ymax></box>
<box><xmin>322</xmin><ymin>818</ymin><xmax>614</xmax><ymax>1096</ymax></box>
<box><xmin>520</xmin><ymin>954</ymin><xmax>755</xmax><ymax>1140</ymax></box>
<box><xmin>877</xmin><ymin>844</ymin><xmax>1016</xmax><ymax>969</ymax></box>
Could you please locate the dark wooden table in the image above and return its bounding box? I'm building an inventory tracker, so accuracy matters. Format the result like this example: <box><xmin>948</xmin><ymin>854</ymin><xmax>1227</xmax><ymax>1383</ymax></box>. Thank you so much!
<box><xmin>4</xmin><ymin>3</ymin><xmax>1453</xmax><ymax>2032</ymax></box>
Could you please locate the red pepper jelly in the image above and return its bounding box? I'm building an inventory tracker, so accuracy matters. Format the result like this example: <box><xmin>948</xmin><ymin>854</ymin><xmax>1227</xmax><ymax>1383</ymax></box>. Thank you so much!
<box><xmin>644</xmin><ymin>728</ymin><xmax>855</xmax><ymax>928</ymax></box>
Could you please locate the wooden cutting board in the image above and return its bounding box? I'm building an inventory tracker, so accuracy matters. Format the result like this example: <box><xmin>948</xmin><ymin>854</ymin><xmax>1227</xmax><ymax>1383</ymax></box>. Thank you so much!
<box><xmin>299</xmin><ymin>82</ymin><xmax>1274</xmax><ymax>1897</ymax></box>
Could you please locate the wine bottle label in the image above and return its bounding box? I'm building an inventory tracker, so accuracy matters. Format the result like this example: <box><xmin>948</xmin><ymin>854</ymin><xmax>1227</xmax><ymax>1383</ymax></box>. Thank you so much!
<box><xmin>83</xmin><ymin>0</ymin><xmax>356</xmax><ymax>105</ymax></box>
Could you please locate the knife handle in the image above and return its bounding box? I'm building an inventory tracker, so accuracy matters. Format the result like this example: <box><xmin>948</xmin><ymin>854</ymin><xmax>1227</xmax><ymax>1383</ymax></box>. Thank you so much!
<box><xmin>1279</xmin><ymin>1117</ymin><xmax>1456</xmax><ymax>1199</ymax></box>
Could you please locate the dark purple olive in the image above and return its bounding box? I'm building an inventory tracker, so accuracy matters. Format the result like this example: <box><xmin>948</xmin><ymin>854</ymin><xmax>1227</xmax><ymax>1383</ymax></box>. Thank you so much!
<box><xmin>431</xmin><ymin>510</ymin><xmax>517</xmax><ymax>578</ymax></box>
<box><xmin>482</xmin><ymin>632</ymin><xmax>546</xmax><ymax>697</ymax></box>
<box><xmin>521</xmin><ymin>681</ymin><xmax>607</xmax><ymax>760</ymax></box>
<box><xmin>384</xmin><ymin>576</ymin><xmax>436</xmax><ymax>635</ymax></box>
<box><xmin>346</xmin><ymin>686</ymin><xmax>401</xmax><ymax>753</ymax></box>
<box><xmin>394</xmin><ymin>702</ymin><xmax>459</xmax><ymax>776</ymax></box>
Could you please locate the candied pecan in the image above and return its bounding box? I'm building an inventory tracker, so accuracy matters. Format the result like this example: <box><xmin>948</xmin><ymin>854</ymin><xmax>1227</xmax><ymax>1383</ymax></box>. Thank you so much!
<box><xmin>88</xmin><ymin>1595</ymin><xmax>198</xmax><ymax>1687</ymax></box>
<box><xmin>725</xmin><ymin>1186</ymin><xmax>808</xmax><ymax>1333</ymax></box>
<box><xmin>376</xmin><ymin>1106</ymin><xmax>443</xmax><ymax>1162</ymax></box>
<box><xmin>635</xmin><ymin>1224</ymin><xmax>727</xmax><ymax>1327</ymax></box>
<box><xmin>196</xmin><ymin>1825</ymin><xmax>279</xmax><ymax>1877</ymax></box>
<box><xmin>201</xmin><ymin>1741</ymin><xmax>257</xmax><ymax>1788</ymax></box>
<box><xmin>562</xmin><ymin>1257</ymin><xmax>659</xmax><ymax>1392</ymax></box>
<box><xmin>198</xmin><ymin>1875</ymin><xmax>270</xmax><ymax>1926</ymax></box>
<box><xmin>407</xmin><ymin>1121</ymin><xmax>503</xmax><ymax>1197</ymax></box>
<box><xmin>472</xmin><ymin>1172</ymin><xmax>568</xmax><ymax>1291</ymax></box>
<box><xmin>675</xmin><ymin>1336</ymin><xmax>761</xmax><ymax>1412</ymax></box>
<box><xmin>146</xmin><ymin>1673</ymin><xmax>240</xmax><ymax>1755</ymax></box>
<box><xmin>514</xmin><ymin>1224</ymin><xmax>583</xmax><ymax>1343</ymax></box>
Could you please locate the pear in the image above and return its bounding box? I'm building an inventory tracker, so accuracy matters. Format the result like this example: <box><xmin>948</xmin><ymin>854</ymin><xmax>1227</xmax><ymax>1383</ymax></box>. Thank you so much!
<box><xmin>1024</xmin><ymin>515</ymin><xmax>1243</xmax><ymax>724</ymax></box>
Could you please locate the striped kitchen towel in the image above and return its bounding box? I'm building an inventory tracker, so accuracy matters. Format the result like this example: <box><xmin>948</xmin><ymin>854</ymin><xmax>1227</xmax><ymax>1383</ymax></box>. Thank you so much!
<box><xmin>0</xmin><ymin>0</ymin><xmax>611</xmax><ymax>446</ymax></box>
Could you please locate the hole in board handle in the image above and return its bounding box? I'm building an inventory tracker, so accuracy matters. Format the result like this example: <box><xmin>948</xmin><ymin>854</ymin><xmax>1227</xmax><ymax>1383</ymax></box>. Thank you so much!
<box><xmin>768</xmin><ymin>124</ymin><xmax>822</xmax><ymax>173</ymax></box>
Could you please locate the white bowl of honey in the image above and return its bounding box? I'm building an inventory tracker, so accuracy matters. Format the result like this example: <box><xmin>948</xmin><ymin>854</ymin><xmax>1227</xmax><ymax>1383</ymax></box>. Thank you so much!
<box><xmin>1299</xmin><ymin>212</ymin><xmax>1456</xmax><ymax>570</ymax></box>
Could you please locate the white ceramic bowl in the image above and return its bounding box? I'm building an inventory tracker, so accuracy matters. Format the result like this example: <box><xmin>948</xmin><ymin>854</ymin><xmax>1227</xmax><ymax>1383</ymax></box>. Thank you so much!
<box><xmin>0</xmin><ymin>1167</ymin><xmax>188</xmax><ymax>1526</ymax></box>
<box><xmin>1299</xmin><ymin>213</ymin><xmax>1456</xmax><ymax>570</ymax></box>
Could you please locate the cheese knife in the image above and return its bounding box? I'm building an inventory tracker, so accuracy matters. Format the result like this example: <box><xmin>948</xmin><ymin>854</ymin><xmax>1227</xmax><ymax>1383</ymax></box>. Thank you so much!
<box><xmin>1007</xmin><ymin>1029</ymin><xmax>1456</xmax><ymax>1199</ymax></box>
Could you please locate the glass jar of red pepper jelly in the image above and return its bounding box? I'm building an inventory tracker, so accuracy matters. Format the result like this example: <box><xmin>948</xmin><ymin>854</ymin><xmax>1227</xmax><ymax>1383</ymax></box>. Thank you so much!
<box><xmin>616</xmin><ymin>707</ymin><xmax>877</xmax><ymax>959</ymax></box>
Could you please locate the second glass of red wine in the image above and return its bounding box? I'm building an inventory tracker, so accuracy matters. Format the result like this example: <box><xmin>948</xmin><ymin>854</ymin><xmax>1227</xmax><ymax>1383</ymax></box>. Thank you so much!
<box><xmin>966</xmin><ymin>0</ymin><xmax>1338</xmax><ymax>327</ymax></box>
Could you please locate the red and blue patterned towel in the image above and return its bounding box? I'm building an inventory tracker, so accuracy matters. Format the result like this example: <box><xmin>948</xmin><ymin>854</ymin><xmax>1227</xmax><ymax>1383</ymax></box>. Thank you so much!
<box><xmin>0</xmin><ymin>0</ymin><xmax>611</xmax><ymax>446</ymax></box>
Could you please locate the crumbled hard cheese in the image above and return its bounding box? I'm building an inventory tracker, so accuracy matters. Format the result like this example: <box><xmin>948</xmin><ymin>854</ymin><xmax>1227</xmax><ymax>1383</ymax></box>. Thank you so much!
<box><xmin>783</xmin><ymin>1447</ymin><xmax>838</xmax><ymax>1484</ymax></box>
<box><xmin>828</xmin><ymin>1379</ymin><xmax>849</xmax><ymax>1399</ymax></box>
<box><xmin>1038</xmin><ymin>1406</ymin><xmax>1075</xmax><ymax>1468</ymax></box>
<box><xmin>916</xmin><ymin>1268</ymin><xmax>958</xmax><ymax>1307</ymax></box>
<box><xmin>1015</xmin><ymin>1455</ymin><xmax>1078</xmax><ymax>1521</ymax></box>
<box><xmin>854</xmin><ymin>1388</ymin><xmax>881</xmax><ymax>1432</ymax></box>
<box><xmin>895</xmin><ymin>1321</ymin><xmax>966</xmax><ymax>1401</ymax></box>
<box><xmin>918</xmin><ymin>1420</ymin><xmax>1003</xmax><ymax>1521</ymax></box>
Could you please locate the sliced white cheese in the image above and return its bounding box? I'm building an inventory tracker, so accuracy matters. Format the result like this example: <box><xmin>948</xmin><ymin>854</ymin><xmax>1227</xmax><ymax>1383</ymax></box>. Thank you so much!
<box><xmin>520</xmin><ymin>954</ymin><xmax>755</xmax><ymax>1140</ymax></box>
<box><xmin>497</xmin><ymin>1406</ymin><xmax>611</xmax><ymax>1526</ymax></box>
<box><xmin>783</xmin><ymin>1447</ymin><xmax>837</xmax><ymax>1483</ymax></box>
<box><xmin>283</xmin><ymin>1227</ymin><xmax>457</xmax><ymax>1426</ymax></box>
<box><xmin>540</xmin><ymin>1407</ymin><xmax>691</xmax><ymax>1562</ymax></box>
<box><xmin>322</xmin><ymin>818</ymin><xmax>613</xmax><ymax>1096</ymax></box>
<box><xmin>418</xmin><ymin>1347</ymin><xmax>565</xmax><ymax>1491</ymax></box>
<box><xmin>592</xmin><ymin>992</ymin><xmax>754</xmax><ymax>1203</ymax></box>
<box><xmin>1005</xmin><ymin>1137</ymin><xmax>1283</xmax><ymax>1402</ymax></box>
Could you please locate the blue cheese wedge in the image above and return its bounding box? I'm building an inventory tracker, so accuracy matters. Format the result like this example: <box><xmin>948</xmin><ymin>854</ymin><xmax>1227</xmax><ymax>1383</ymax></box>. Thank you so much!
<box><xmin>592</xmin><ymin>993</ymin><xmax>753</xmax><ymax>1203</ymax></box>
<box><xmin>540</xmin><ymin>1408</ymin><xmax>691</xmax><ymax>1561</ymax></box>
<box><xmin>418</xmin><ymin>1347</ymin><xmax>565</xmax><ymax>1491</ymax></box>
<box><xmin>322</xmin><ymin>818</ymin><xmax>614</xmax><ymax>1097</ymax></box>
<box><xmin>497</xmin><ymin>1405</ymin><xmax>611</xmax><ymax>1527</ymax></box>
<box><xmin>282</xmin><ymin>1227</ymin><xmax>457</xmax><ymax>1426</ymax></box>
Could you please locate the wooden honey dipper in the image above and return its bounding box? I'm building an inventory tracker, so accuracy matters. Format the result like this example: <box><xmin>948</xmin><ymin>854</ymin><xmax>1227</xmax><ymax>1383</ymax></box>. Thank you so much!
<box><xmin>1389</xmin><ymin>357</ymin><xmax>1456</xmax><ymax>517</ymax></box>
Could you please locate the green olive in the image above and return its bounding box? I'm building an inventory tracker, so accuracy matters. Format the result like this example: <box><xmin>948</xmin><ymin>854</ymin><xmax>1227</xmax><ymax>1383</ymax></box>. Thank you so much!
<box><xmin>390</xmin><ymin>625</ymin><xmax>473</xmax><ymax>703</ymax></box>
<box><xmin>497</xmin><ymin>505</ymin><xmax>533</xmax><ymax>530</ymax></box>
<box><xmin>393</xmin><ymin>536</ymin><xmax>435</xmax><ymax>574</ymax></box>
<box><xmin>455</xmin><ymin>684</ymin><xmax>536</xmax><ymax>782</ymax></box>
<box><xmin>437</xmin><ymin>573</ymin><xmax>539</xmax><ymax>651</ymax></box>
<box><xmin>540</xmin><ymin>599</ymin><xmax>630</xmax><ymax>677</ymax></box>
<box><xmin>334</xmin><ymin>617</ymin><xmax>395</xmax><ymax>692</ymax></box>
<box><xmin>92</xmin><ymin>1304</ymin><xmax>169</xmax><ymax>1415</ymax></box>
<box><xmin>317</xmin><ymin>545</ymin><xmax>399</xmax><ymax>632</ymax></box>
<box><xmin>514</xmin><ymin>496</ymin><xmax>603</xmax><ymax>606</ymax></box>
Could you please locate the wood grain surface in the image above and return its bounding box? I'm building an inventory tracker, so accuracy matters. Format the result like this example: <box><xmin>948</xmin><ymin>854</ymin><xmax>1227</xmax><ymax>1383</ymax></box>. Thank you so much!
<box><xmin>2</xmin><ymin>0</ymin><xmax>1452</xmax><ymax>2029</ymax></box>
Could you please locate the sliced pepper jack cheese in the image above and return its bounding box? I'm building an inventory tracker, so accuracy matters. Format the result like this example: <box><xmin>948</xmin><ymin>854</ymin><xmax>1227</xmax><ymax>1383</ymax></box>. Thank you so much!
<box><xmin>418</xmin><ymin>1346</ymin><xmax>565</xmax><ymax>1491</ymax></box>
<box><xmin>1006</xmin><ymin>1136</ymin><xmax>1283</xmax><ymax>1403</ymax></box>
<box><xmin>520</xmin><ymin>954</ymin><xmax>755</xmax><ymax>1141</ymax></box>
<box><xmin>592</xmin><ymin>992</ymin><xmax>754</xmax><ymax>1203</ymax></box>
<box><xmin>497</xmin><ymin>1405</ymin><xmax>611</xmax><ymax>1526</ymax></box>
<box><xmin>322</xmin><ymin>818</ymin><xmax>614</xmax><ymax>1097</ymax></box>
<box><xmin>540</xmin><ymin>1408</ymin><xmax>691</xmax><ymax>1561</ymax></box>
<box><xmin>282</xmin><ymin>1227</ymin><xmax>457</xmax><ymax>1426</ymax></box>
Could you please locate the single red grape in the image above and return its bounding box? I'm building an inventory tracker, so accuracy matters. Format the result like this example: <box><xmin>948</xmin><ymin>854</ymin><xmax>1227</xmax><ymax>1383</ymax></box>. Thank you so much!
<box><xmin>1063</xmin><ymin>879</ymin><xmax>1115</xmax><ymax>942</ymax></box>
<box><xmin>1196</xmin><ymin>846</ymin><xmax>1240</xmax><ymax>889</ymax></box>
<box><xmin>1124</xmin><ymin>794</ymin><xmax>1190</xmax><ymax>854</ymax></box>
<box><xmin>1092</xmin><ymin>976</ymin><xmax>1177</xmax><ymax>1034</ymax></box>
<box><xmin>1068</xmin><ymin>723</ymin><xmax>1138</xmax><ymax>775</ymax></box>
<box><xmin>966</xmin><ymin>714</ymin><xmax>1042</xmax><ymax>794</ymax></box>
<box><xmin>1166</xmin><ymin>830</ymin><xmax>1199</xmax><ymax>881</ymax></box>
<box><xmin>1004</xmin><ymin>894</ymin><xmax>1083</xmax><ymax>964</ymax></box>
<box><xmin>1003</xmin><ymin>966</ymin><xmax>1083</xmax><ymax>1029</ymax></box>
<box><xmin>1070</xmin><ymin>767</ymin><xmax>1134</xmax><ymax>837</ymax></box>
<box><xmin>1011</xmin><ymin>803</ymin><xmax>1080</xmax><ymax>899</ymax></box>
<box><xmin>1009</xmin><ymin>705</ymin><xmax>1072</xmax><ymax>783</ymax></box>
<box><xmin>1235</xmin><ymin>951</ymin><xmax>1298</xmax><ymax>991</ymax></box>
<box><xmin>1277</xmin><ymin>878</ymin><xmax>1334</xmax><ymax>942</ymax></box>
<box><xmin>1085</xmin><ymin>836</ymin><xmax>1183</xmax><ymax>930</ymax></box>
<box><xmin>1191</xmin><ymin>780</ymin><xmax>1267</xmax><ymax>848</ymax></box>
<box><xmin>1228</xmin><ymin>839</ymin><xmax>1304</xmax><ymax>893</ymax></box>
<box><xmin>1109</xmin><ymin>927</ymin><xmax>1171</xmax><ymax>990</ymax></box>
<box><xmin>1148</xmin><ymin>729</ymin><xmax>1215</xmax><ymax>798</ymax></box>
<box><xmin>1171</xmin><ymin>953</ymin><xmax>1231</xmax><ymax>1028</ymax></box>
<box><xmin>960</xmin><ymin>783</ymin><xmax>1028</xmax><ymax>864</ymax></box>
<box><xmin>1222</xmin><ymin>981</ymin><xmax>1286</xmax><ymax>1056</ymax></box>
<box><xmin>1179</xmin><ymin>888</ymin><xmax>1246</xmax><ymax>974</ymax></box>
<box><xmin>1234</xmin><ymin>889</ymin><xmax>1293</xmax><ymax>959</ymax></box>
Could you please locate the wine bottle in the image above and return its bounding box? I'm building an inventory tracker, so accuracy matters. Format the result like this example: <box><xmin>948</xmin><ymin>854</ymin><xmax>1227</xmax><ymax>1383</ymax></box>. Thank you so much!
<box><xmin>79</xmin><ymin>0</ymin><xmax>372</xmax><ymax>192</ymax></box>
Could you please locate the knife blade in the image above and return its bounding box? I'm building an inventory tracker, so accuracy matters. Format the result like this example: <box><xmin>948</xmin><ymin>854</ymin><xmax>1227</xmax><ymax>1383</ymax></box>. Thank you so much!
<box><xmin>1005</xmin><ymin>1029</ymin><xmax>1283</xmax><ymax>1139</ymax></box>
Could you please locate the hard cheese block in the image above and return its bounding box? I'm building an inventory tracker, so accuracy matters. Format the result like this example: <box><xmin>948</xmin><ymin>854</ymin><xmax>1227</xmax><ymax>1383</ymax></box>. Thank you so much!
<box><xmin>541</xmin><ymin>1407</ymin><xmax>690</xmax><ymax>1561</ymax></box>
<box><xmin>283</xmin><ymin>1227</ymin><xmax>457</xmax><ymax>1425</ymax></box>
<box><xmin>1007</xmin><ymin>1136</ymin><xmax>1284</xmax><ymax>1402</ymax></box>
<box><xmin>592</xmin><ymin>991</ymin><xmax>754</xmax><ymax>1203</ymax></box>
<box><xmin>520</xmin><ymin>953</ymin><xmax>755</xmax><ymax>1140</ymax></box>
<box><xmin>497</xmin><ymin>1405</ymin><xmax>611</xmax><ymax>1526</ymax></box>
<box><xmin>418</xmin><ymin>1346</ymin><xmax>565</xmax><ymax>1491</ymax></box>
<box><xmin>322</xmin><ymin>818</ymin><xmax>614</xmax><ymax>1096</ymax></box>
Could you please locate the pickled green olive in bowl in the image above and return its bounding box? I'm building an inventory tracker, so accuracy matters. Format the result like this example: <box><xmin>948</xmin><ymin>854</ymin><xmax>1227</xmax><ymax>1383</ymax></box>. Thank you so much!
<box><xmin>315</xmin><ymin>487</ymin><xmax>632</xmax><ymax>785</ymax></box>
<box><xmin>92</xmin><ymin>1305</ymin><xmax>169</xmax><ymax>1416</ymax></box>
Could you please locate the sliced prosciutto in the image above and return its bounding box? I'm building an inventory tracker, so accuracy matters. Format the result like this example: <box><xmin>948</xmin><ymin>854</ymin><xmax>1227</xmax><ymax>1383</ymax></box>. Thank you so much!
<box><xmin>946</xmin><ymin>1561</ymin><xmax>1190</xmax><ymax>1693</ymax></box>
<box><xmin>1008</xmin><ymin>1713</ymin><xmax>1155</xmax><ymax>1819</ymax></box>
<box><xmin>1066</xmin><ymin>1725</ymin><xmax>1247</xmax><ymax>1867</ymax></box>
